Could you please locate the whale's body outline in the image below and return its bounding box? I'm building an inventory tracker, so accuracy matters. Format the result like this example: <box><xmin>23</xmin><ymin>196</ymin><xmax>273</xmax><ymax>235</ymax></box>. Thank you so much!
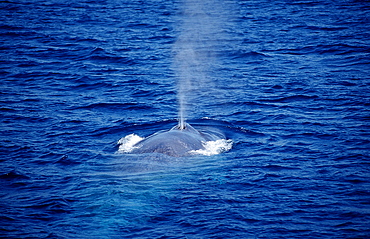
<box><xmin>130</xmin><ymin>123</ymin><xmax>225</xmax><ymax>157</ymax></box>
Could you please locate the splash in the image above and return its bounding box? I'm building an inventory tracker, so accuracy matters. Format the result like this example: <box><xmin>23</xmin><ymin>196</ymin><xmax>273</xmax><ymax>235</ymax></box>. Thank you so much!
<box><xmin>117</xmin><ymin>134</ymin><xmax>144</xmax><ymax>153</ymax></box>
<box><xmin>190</xmin><ymin>139</ymin><xmax>233</xmax><ymax>156</ymax></box>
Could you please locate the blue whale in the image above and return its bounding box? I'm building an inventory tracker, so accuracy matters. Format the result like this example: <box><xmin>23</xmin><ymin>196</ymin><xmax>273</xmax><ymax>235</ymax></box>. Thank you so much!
<box><xmin>130</xmin><ymin>123</ymin><xmax>225</xmax><ymax>157</ymax></box>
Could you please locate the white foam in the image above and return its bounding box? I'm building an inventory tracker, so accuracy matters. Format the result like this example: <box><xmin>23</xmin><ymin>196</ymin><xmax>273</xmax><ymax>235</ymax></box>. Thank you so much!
<box><xmin>190</xmin><ymin>139</ymin><xmax>233</xmax><ymax>156</ymax></box>
<box><xmin>117</xmin><ymin>134</ymin><xmax>144</xmax><ymax>153</ymax></box>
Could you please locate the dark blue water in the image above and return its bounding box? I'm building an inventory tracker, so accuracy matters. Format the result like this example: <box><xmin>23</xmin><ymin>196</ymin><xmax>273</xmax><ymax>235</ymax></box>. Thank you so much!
<box><xmin>1</xmin><ymin>0</ymin><xmax>370</xmax><ymax>238</ymax></box>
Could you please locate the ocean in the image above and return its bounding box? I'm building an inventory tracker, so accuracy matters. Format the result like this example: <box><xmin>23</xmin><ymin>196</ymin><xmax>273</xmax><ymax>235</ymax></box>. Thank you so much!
<box><xmin>1</xmin><ymin>0</ymin><xmax>369</xmax><ymax>238</ymax></box>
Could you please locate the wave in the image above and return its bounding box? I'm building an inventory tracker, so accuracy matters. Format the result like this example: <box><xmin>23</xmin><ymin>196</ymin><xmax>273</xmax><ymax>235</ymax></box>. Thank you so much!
<box><xmin>87</xmin><ymin>47</ymin><xmax>136</xmax><ymax>65</ymax></box>
<box><xmin>230</xmin><ymin>50</ymin><xmax>270</xmax><ymax>59</ymax></box>
<box><xmin>258</xmin><ymin>94</ymin><xmax>319</xmax><ymax>103</ymax></box>
<box><xmin>265</xmin><ymin>44</ymin><xmax>370</xmax><ymax>56</ymax></box>
<box><xmin>74</xmin><ymin>102</ymin><xmax>155</xmax><ymax>111</ymax></box>
<box><xmin>0</xmin><ymin>170</ymin><xmax>30</xmax><ymax>181</ymax></box>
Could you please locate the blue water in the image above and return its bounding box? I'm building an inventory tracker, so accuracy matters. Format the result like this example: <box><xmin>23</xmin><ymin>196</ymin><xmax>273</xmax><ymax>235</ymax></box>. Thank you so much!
<box><xmin>1</xmin><ymin>0</ymin><xmax>370</xmax><ymax>238</ymax></box>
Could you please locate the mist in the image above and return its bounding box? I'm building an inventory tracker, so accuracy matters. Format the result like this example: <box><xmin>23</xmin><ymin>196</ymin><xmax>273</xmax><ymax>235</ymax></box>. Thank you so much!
<box><xmin>172</xmin><ymin>0</ymin><xmax>235</xmax><ymax>125</ymax></box>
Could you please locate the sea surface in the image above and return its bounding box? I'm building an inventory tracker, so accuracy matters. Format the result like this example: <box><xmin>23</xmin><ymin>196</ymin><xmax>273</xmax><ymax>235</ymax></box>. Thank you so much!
<box><xmin>1</xmin><ymin>0</ymin><xmax>370</xmax><ymax>238</ymax></box>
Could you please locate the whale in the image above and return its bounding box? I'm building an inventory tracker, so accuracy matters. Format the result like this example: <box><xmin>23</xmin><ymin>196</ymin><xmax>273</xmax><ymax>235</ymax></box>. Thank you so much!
<box><xmin>130</xmin><ymin>123</ymin><xmax>226</xmax><ymax>157</ymax></box>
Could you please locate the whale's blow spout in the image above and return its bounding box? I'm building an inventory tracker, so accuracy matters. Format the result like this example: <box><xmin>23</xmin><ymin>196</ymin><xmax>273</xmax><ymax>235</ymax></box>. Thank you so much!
<box><xmin>177</xmin><ymin>120</ymin><xmax>186</xmax><ymax>130</ymax></box>
<box><xmin>117</xmin><ymin>0</ymin><xmax>234</xmax><ymax>158</ymax></box>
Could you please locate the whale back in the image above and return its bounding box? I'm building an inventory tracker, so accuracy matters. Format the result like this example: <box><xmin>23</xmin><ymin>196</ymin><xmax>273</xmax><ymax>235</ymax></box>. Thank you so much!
<box><xmin>131</xmin><ymin>123</ymin><xmax>217</xmax><ymax>157</ymax></box>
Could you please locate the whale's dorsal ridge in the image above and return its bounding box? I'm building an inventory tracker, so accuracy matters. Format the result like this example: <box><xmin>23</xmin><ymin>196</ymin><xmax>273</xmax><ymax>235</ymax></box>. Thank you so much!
<box><xmin>171</xmin><ymin>123</ymin><xmax>199</xmax><ymax>134</ymax></box>
<box><xmin>126</xmin><ymin>122</ymin><xmax>228</xmax><ymax>157</ymax></box>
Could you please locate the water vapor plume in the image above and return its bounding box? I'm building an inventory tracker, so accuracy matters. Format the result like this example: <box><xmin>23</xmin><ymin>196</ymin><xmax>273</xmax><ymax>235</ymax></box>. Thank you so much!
<box><xmin>173</xmin><ymin>0</ymin><xmax>234</xmax><ymax>128</ymax></box>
